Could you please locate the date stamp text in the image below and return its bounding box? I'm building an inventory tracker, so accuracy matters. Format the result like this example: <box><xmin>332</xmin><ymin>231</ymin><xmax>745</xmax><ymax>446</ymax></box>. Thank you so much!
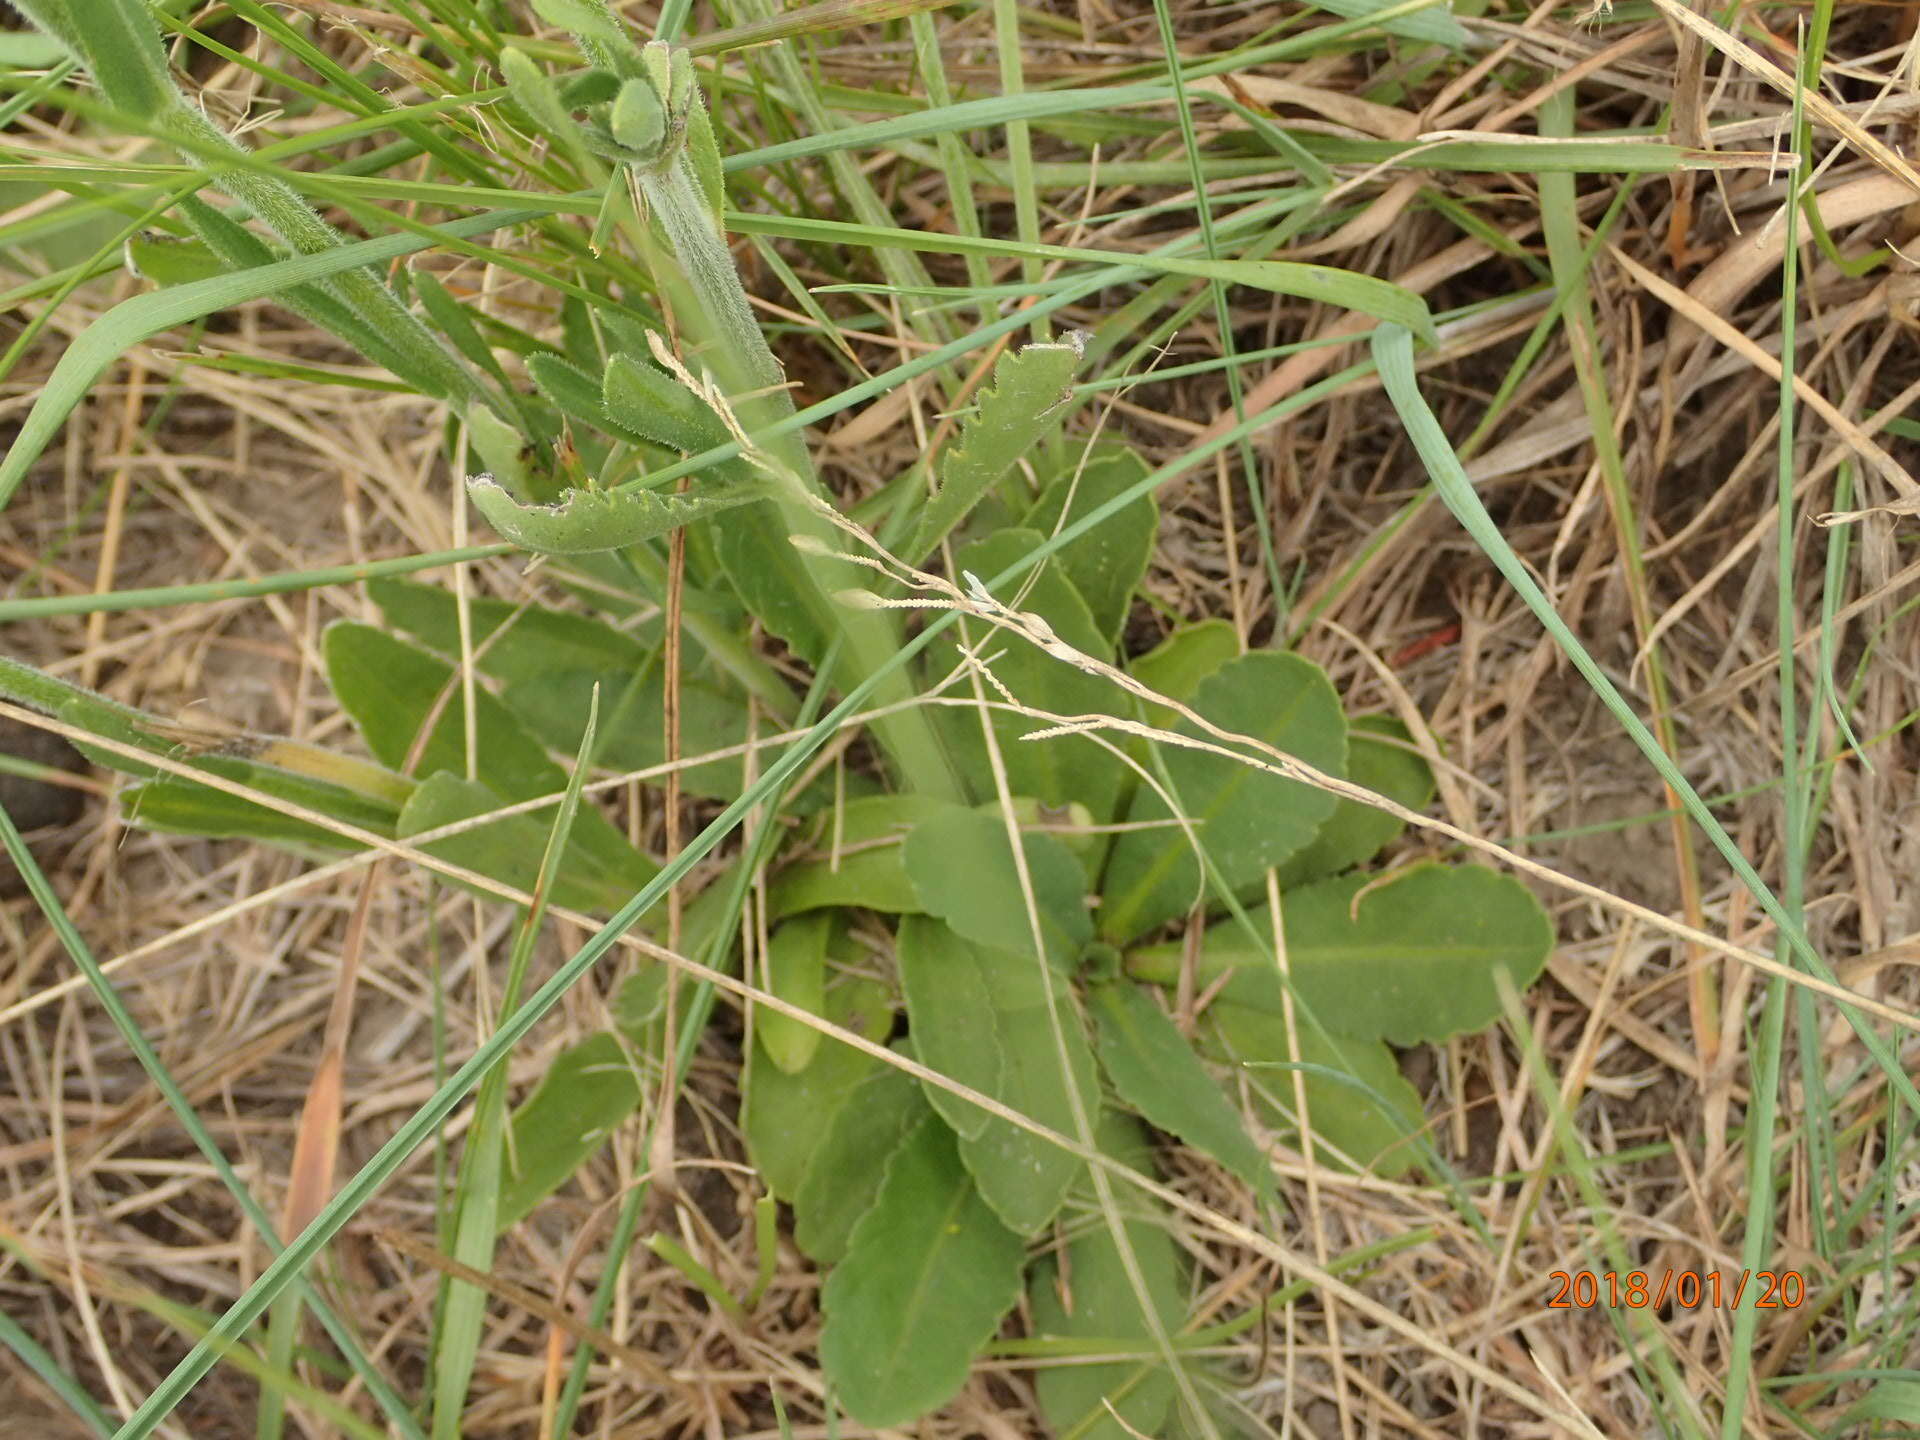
<box><xmin>1547</xmin><ymin>1270</ymin><xmax>1806</xmax><ymax>1310</ymax></box>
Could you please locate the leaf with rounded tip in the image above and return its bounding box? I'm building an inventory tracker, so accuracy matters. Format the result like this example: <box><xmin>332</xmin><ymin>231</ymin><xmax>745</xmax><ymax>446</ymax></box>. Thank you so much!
<box><xmin>903</xmin><ymin>805</ymin><xmax>1090</xmax><ymax>969</ymax></box>
<box><xmin>767</xmin><ymin>793</ymin><xmax>957</xmax><ymax>919</ymax></box>
<box><xmin>1203</xmin><ymin>1002</ymin><xmax>1428</xmax><ymax>1179</ymax></box>
<box><xmin>896</xmin><ymin>915</ymin><xmax>1097</xmax><ymax>1235</ymax></box>
<box><xmin>1020</xmin><ymin>441</ymin><xmax>1158</xmax><ymax>645</ymax></box>
<box><xmin>1098</xmin><ymin>651</ymin><xmax>1346</xmax><ymax>944</ymax></box>
<box><xmin>1089</xmin><ymin>983</ymin><xmax>1272</xmax><ymax>1204</ymax></box>
<box><xmin>819</xmin><ymin>1114</ymin><xmax>1026</xmax><ymax>1427</ymax></box>
<box><xmin>1133</xmin><ymin>865</ymin><xmax>1554</xmax><ymax>1046</ymax></box>
<box><xmin>467</xmin><ymin>474</ymin><xmax>755</xmax><ymax>555</ymax></box>
<box><xmin>1126</xmin><ymin>619</ymin><xmax>1240</xmax><ymax>729</ymax></box>
<box><xmin>1271</xmin><ymin>715</ymin><xmax>1433</xmax><ymax>890</ymax></box>
<box><xmin>793</xmin><ymin>1062</ymin><xmax>929</xmax><ymax>1264</ymax></box>
<box><xmin>757</xmin><ymin>911</ymin><xmax>832</xmax><ymax>1075</ymax></box>
<box><xmin>742</xmin><ymin>976</ymin><xmax>894</xmax><ymax>1200</ymax></box>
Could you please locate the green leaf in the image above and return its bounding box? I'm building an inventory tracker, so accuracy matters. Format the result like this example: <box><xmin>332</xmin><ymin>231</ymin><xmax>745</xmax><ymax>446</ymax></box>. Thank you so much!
<box><xmin>704</xmin><ymin>498</ymin><xmax>834</xmax><ymax>666</ymax></box>
<box><xmin>896</xmin><ymin>916</ymin><xmax>1097</xmax><ymax>1235</ymax></box>
<box><xmin>819</xmin><ymin>1114</ymin><xmax>1027</xmax><ymax>1427</ymax></box>
<box><xmin>323</xmin><ymin>622</ymin><xmax>563</xmax><ymax>799</ymax></box>
<box><xmin>530</xmin><ymin>351</ymin><xmax>649</xmax><ymax>447</ymax></box>
<box><xmin>1019</xmin><ymin>441</ymin><xmax>1158</xmax><ymax>645</ymax></box>
<box><xmin>1029</xmin><ymin>1113</ymin><xmax>1188</xmax><ymax>1440</ymax></box>
<box><xmin>125</xmin><ymin>234</ymin><xmax>227</xmax><ymax>287</ymax></box>
<box><xmin>757</xmin><ymin>911</ymin><xmax>832</xmax><ymax>1075</ymax></box>
<box><xmin>1272</xmin><ymin>715</ymin><xmax>1434</xmax><ymax>890</ymax></box>
<box><xmin>766</xmin><ymin>793</ymin><xmax>955</xmax><ymax>919</ymax></box>
<box><xmin>467</xmin><ymin>474</ymin><xmax>755</xmax><ymax>555</ymax></box>
<box><xmin>368</xmin><ymin>577</ymin><xmax>646</xmax><ymax>676</ymax></box>
<box><xmin>742</xmin><ymin>976</ymin><xmax>895</xmax><ymax>1200</ymax></box>
<box><xmin>1088</xmin><ymin>983</ymin><xmax>1272</xmax><ymax>1204</ymax></box>
<box><xmin>1204</xmin><ymin>1003</ymin><xmax>1427</xmax><ymax>1178</ymax></box>
<box><xmin>120</xmin><ymin>758</ymin><xmax>402</xmax><ymax>851</ymax></box>
<box><xmin>1098</xmin><ymin>651</ymin><xmax>1345</xmax><ymax>943</ymax></box>
<box><xmin>903</xmin><ymin>806</ymin><xmax>1091</xmax><ymax>969</ymax></box>
<box><xmin>908</xmin><ymin>337</ymin><xmax>1083</xmax><ymax>563</ymax></box>
<box><xmin>496</xmin><ymin>1028</ymin><xmax>656</xmax><ymax>1230</ymax></box>
<box><xmin>1139</xmin><ymin>865</ymin><xmax>1555</xmax><ymax>1045</ymax></box>
<box><xmin>602</xmin><ymin>351</ymin><xmax>741</xmax><ymax>459</ymax></box>
<box><xmin>933</xmin><ymin>530</ymin><xmax>1131</xmax><ymax>823</ymax></box>
<box><xmin>895</xmin><ymin>914</ymin><xmax>1002</xmax><ymax>1143</ymax></box>
<box><xmin>396</xmin><ymin>773</ymin><xmax>659</xmax><ymax>916</ymax></box>
<box><xmin>1126</xmin><ymin>619</ymin><xmax>1241</xmax><ymax>729</ymax></box>
<box><xmin>793</xmin><ymin>1062</ymin><xmax>930</xmax><ymax>1264</ymax></box>
<box><xmin>365</xmin><ymin>578</ymin><xmax>779</xmax><ymax>803</ymax></box>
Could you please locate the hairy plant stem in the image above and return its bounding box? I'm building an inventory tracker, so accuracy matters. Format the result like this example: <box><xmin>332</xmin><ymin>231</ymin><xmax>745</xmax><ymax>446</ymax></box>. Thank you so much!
<box><xmin>632</xmin><ymin>155</ymin><xmax>963</xmax><ymax>800</ymax></box>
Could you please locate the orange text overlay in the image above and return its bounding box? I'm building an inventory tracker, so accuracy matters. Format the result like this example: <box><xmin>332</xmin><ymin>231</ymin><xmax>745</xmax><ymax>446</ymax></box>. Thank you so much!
<box><xmin>1547</xmin><ymin>1270</ymin><xmax>1807</xmax><ymax>1311</ymax></box>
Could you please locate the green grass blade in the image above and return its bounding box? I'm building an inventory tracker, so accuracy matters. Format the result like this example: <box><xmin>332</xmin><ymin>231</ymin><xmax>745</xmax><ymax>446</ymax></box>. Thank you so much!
<box><xmin>1369</xmin><ymin>322</ymin><xmax>1920</xmax><ymax>1133</ymax></box>
<box><xmin>430</xmin><ymin>687</ymin><xmax>601</xmax><ymax>1437</ymax></box>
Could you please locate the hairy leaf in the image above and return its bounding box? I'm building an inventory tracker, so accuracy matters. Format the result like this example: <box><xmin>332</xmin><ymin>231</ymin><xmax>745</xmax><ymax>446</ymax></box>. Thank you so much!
<box><xmin>908</xmin><ymin>336</ymin><xmax>1084</xmax><ymax>563</ymax></box>
<box><xmin>468</xmin><ymin>474</ymin><xmax>755</xmax><ymax>555</ymax></box>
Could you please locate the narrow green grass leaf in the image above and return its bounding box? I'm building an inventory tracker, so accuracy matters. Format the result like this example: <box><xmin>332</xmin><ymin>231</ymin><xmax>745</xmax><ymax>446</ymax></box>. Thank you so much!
<box><xmin>0</xmin><ymin>203</ymin><xmax>542</xmax><ymax>510</ymax></box>
<box><xmin>730</xmin><ymin>214</ymin><xmax>1437</xmax><ymax>341</ymax></box>
<box><xmin>432</xmin><ymin>689</ymin><xmax>601</xmax><ymax>1439</ymax></box>
<box><xmin>819</xmin><ymin>1114</ymin><xmax>1027</xmax><ymax>1426</ymax></box>
<box><xmin>1099</xmin><ymin>652</ymin><xmax>1346</xmax><ymax>943</ymax></box>
<box><xmin>1089</xmin><ymin>984</ymin><xmax>1272</xmax><ymax>1203</ymax></box>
